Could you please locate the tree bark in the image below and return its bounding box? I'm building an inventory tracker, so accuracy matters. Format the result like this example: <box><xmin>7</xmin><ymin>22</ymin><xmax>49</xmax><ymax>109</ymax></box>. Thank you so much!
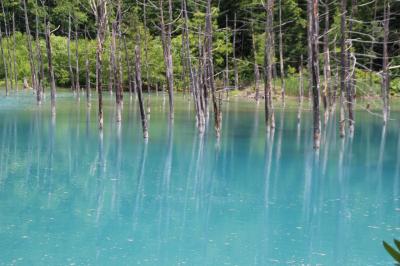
<box><xmin>90</xmin><ymin>0</ymin><xmax>107</xmax><ymax>129</ymax></box>
<box><xmin>322</xmin><ymin>0</ymin><xmax>331</xmax><ymax>122</ymax></box>
<box><xmin>251</xmin><ymin>19</ymin><xmax>260</xmax><ymax>104</ymax></box>
<box><xmin>67</xmin><ymin>13</ymin><xmax>76</xmax><ymax>93</ymax></box>
<box><xmin>339</xmin><ymin>0</ymin><xmax>347</xmax><ymax>138</ymax></box>
<box><xmin>264</xmin><ymin>0</ymin><xmax>275</xmax><ymax>130</ymax></box>
<box><xmin>134</xmin><ymin>36</ymin><xmax>149</xmax><ymax>139</ymax></box>
<box><xmin>310</xmin><ymin>0</ymin><xmax>321</xmax><ymax>149</ymax></box>
<box><xmin>233</xmin><ymin>13</ymin><xmax>239</xmax><ymax>90</ymax></box>
<box><xmin>278</xmin><ymin>0</ymin><xmax>285</xmax><ymax>105</ymax></box>
<box><xmin>12</xmin><ymin>12</ymin><xmax>18</xmax><ymax>91</ymax></box>
<box><xmin>0</xmin><ymin>20</ymin><xmax>8</xmax><ymax>96</ymax></box>
<box><xmin>159</xmin><ymin>0</ymin><xmax>175</xmax><ymax>120</ymax></box>
<box><xmin>205</xmin><ymin>0</ymin><xmax>221</xmax><ymax>137</ymax></box>
<box><xmin>85</xmin><ymin>27</ymin><xmax>91</xmax><ymax>107</ymax></box>
<box><xmin>382</xmin><ymin>0</ymin><xmax>390</xmax><ymax>124</ymax></box>
<box><xmin>123</xmin><ymin>35</ymin><xmax>134</xmax><ymax>99</ymax></box>
<box><xmin>35</xmin><ymin>7</ymin><xmax>44</xmax><ymax>102</ymax></box>
<box><xmin>45</xmin><ymin>21</ymin><xmax>56</xmax><ymax>116</ymax></box>
<box><xmin>75</xmin><ymin>21</ymin><xmax>80</xmax><ymax>99</ymax></box>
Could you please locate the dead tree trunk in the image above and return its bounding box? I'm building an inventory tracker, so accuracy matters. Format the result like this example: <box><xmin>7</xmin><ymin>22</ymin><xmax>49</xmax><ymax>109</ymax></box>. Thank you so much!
<box><xmin>1</xmin><ymin>0</ymin><xmax>13</xmax><ymax>91</ymax></box>
<box><xmin>299</xmin><ymin>55</ymin><xmax>304</xmax><ymax>103</ymax></box>
<box><xmin>382</xmin><ymin>0</ymin><xmax>390</xmax><ymax>124</ymax></box>
<box><xmin>84</xmin><ymin>27</ymin><xmax>91</xmax><ymax>107</ymax></box>
<box><xmin>278</xmin><ymin>0</ymin><xmax>285</xmax><ymax>105</ymax></box>
<box><xmin>0</xmin><ymin>21</ymin><xmax>8</xmax><ymax>96</ymax></box>
<box><xmin>134</xmin><ymin>36</ymin><xmax>149</xmax><ymax>139</ymax></box>
<box><xmin>75</xmin><ymin>21</ymin><xmax>80</xmax><ymax>99</ymax></box>
<box><xmin>67</xmin><ymin>13</ymin><xmax>76</xmax><ymax>93</ymax></box>
<box><xmin>205</xmin><ymin>0</ymin><xmax>221</xmax><ymax>137</ymax></box>
<box><xmin>233</xmin><ymin>13</ymin><xmax>239</xmax><ymax>90</ymax></box>
<box><xmin>322</xmin><ymin>0</ymin><xmax>331</xmax><ymax>121</ymax></box>
<box><xmin>251</xmin><ymin>19</ymin><xmax>260</xmax><ymax>104</ymax></box>
<box><xmin>12</xmin><ymin>12</ymin><xmax>18</xmax><ymax>91</ymax></box>
<box><xmin>182</xmin><ymin>0</ymin><xmax>204</xmax><ymax>131</ymax></box>
<box><xmin>310</xmin><ymin>0</ymin><xmax>321</xmax><ymax>149</ymax></box>
<box><xmin>143</xmin><ymin>0</ymin><xmax>150</xmax><ymax>94</ymax></box>
<box><xmin>22</xmin><ymin>0</ymin><xmax>37</xmax><ymax>96</ymax></box>
<box><xmin>35</xmin><ymin>7</ymin><xmax>44</xmax><ymax>102</ymax></box>
<box><xmin>45</xmin><ymin>21</ymin><xmax>56</xmax><ymax>116</ymax></box>
<box><xmin>159</xmin><ymin>0</ymin><xmax>175</xmax><ymax>120</ymax></box>
<box><xmin>112</xmin><ymin>18</ymin><xmax>122</xmax><ymax>122</ymax></box>
<box><xmin>264</xmin><ymin>0</ymin><xmax>275</xmax><ymax>130</ymax></box>
<box><xmin>224</xmin><ymin>15</ymin><xmax>230</xmax><ymax>99</ymax></box>
<box><xmin>123</xmin><ymin>35</ymin><xmax>134</xmax><ymax>99</ymax></box>
<box><xmin>346</xmin><ymin>0</ymin><xmax>356</xmax><ymax>134</ymax></box>
<box><xmin>90</xmin><ymin>0</ymin><xmax>108</xmax><ymax>129</ymax></box>
<box><xmin>339</xmin><ymin>0</ymin><xmax>347</xmax><ymax>138</ymax></box>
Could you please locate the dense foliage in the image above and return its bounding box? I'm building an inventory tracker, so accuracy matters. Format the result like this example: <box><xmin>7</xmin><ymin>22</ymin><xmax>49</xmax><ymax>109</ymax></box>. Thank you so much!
<box><xmin>0</xmin><ymin>0</ymin><xmax>399</xmax><ymax>94</ymax></box>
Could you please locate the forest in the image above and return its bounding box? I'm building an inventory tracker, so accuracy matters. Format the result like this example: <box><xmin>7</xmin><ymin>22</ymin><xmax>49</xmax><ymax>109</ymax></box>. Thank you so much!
<box><xmin>0</xmin><ymin>0</ymin><xmax>398</xmax><ymax>148</ymax></box>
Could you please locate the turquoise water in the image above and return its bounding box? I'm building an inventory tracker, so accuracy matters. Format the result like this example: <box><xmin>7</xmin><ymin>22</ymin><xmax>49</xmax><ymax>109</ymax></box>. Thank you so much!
<box><xmin>0</xmin><ymin>92</ymin><xmax>399</xmax><ymax>265</ymax></box>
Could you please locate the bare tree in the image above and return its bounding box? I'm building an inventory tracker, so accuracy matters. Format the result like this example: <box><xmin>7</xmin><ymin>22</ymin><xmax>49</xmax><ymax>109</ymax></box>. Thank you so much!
<box><xmin>205</xmin><ymin>0</ymin><xmax>222</xmax><ymax>137</ymax></box>
<box><xmin>45</xmin><ymin>20</ymin><xmax>56</xmax><ymax>116</ymax></box>
<box><xmin>159</xmin><ymin>0</ymin><xmax>175</xmax><ymax>120</ymax></box>
<box><xmin>264</xmin><ymin>0</ymin><xmax>275</xmax><ymax>130</ymax></box>
<box><xmin>89</xmin><ymin>0</ymin><xmax>108</xmax><ymax>129</ymax></box>
<box><xmin>0</xmin><ymin>19</ymin><xmax>8</xmax><ymax>96</ymax></box>
<box><xmin>382</xmin><ymin>0</ymin><xmax>390</xmax><ymax>124</ymax></box>
<box><xmin>67</xmin><ymin>13</ymin><xmax>76</xmax><ymax>93</ymax></box>
<box><xmin>35</xmin><ymin>5</ymin><xmax>44</xmax><ymax>101</ymax></box>
<box><xmin>322</xmin><ymin>0</ymin><xmax>331</xmax><ymax>124</ymax></box>
<box><xmin>134</xmin><ymin>36</ymin><xmax>149</xmax><ymax>139</ymax></box>
<box><xmin>11</xmin><ymin>12</ymin><xmax>18</xmax><ymax>91</ymax></box>
<box><xmin>233</xmin><ymin>13</ymin><xmax>238</xmax><ymax>90</ymax></box>
<box><xmin>309</xmin><ymin>0</ymin><xmax>321</xmax><ymax>149</ymax></box>
<box><xmin>22</xmin><ymin>0</ymin><xmax>37</xmax><ymax>96</ymax></box>
<box><xmin>278</xmin><ymin>0</ymin><xmax>285</xmax><ymax>105</ymax></box>
<box><xmin>75</xmin><ymin>18</ymin><xmax>80</xmax><ymax>99</ymax></box>
<box><xmin>339</xmin><ymin>0</ymin><xmax>347</xmax><ymax>138</ymax></box>
<box><xmin>251</xmin><ymin>18</ymin><xmax>260</xmax><ymax>105</ymax></box>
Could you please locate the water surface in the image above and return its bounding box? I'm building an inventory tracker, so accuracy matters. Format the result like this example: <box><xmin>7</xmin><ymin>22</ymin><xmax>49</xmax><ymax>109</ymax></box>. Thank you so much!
<box><xmin>0</xmin><ymin>92</ymin><xmax>399</xmax><ymax>265</ymax></box>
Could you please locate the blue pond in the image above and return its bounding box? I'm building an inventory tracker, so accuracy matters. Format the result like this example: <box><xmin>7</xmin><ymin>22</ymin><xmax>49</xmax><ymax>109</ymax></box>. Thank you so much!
<box><xmin>0</xmin><ymin>92</ymin><xmax>399</xmax><ymax>265</ymax></box>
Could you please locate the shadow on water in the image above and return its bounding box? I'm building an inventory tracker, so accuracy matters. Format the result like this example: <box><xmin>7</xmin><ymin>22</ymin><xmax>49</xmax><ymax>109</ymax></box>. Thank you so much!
<box><xmin>0</xmin><ymin>94</ymin><xmax>398</xmax><ymax>265</ymax></box>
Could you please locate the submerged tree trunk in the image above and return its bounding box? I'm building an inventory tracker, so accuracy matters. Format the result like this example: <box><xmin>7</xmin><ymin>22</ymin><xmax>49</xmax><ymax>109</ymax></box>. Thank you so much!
<box><xmin>1</xmin><ymin>0</ymin><xmax>13</xmax><ymax>92</ymax></box>
<box><xmin>85</xmin><ymin>28</ymin><xmax>91</xmax><ymax>107</ymax></box>
<box><xmin>112</xmin><ymin>17</ymin><xmax>122</xmax><ymax>123</ymax></box>
<box><xmin>35</xmin><ymin>7</ymin><xmax>44</xmax><ymax>102</ymax></box>
<box><xmin>123</xmin><ymin>35</ymin><xmax>134</xmax><ymax>99</ymax></box>
<box><xmin>45</xmin><ymin>21</ymin><xmax>56</xmax><ymax>116</ymax></box>
<box><xmin>299</xmin><ymin>55</ymin><xmax>304</xmax><ymax>103</ymax></box>
<box><xmin>143</xmin><ymin>0</ymin><xmax>150</xmax><ymax>95</ymax></box>
<box><xmin>134</xmin><ymin>36</ymin><xmax>149</xmax><ymax>139</ymax></box>
<box><xmin>90</xmin><ymin>0</ymin><xmax>107</xmax><ymax>129</ymax></box>
<box><xmin>67</xmin><ymin>13</ymin><xmax>76</xmax><ymax>93</ymax></box>
<box><xmin>310</xmin><ymin>0</ymin><xmax>321</xmax><ymax>149</ymax></box>
<box><xmin>182</xmin><ymin>0</ymin><xmax>204</xmax><ymax>131</ymax></box>
<box><xmin>278</xmin><ymin>0</ymin><xmax>285</xmax><ymax>105</ymax></box>
<box><xmin>251</xmin><ymin>18</ymin><xmax>260</xmax><ymax>104</ymax></box>
<box><xmin>233</xmin><ymin>13</ymin><xmax>238</xmax><ymax>90</ymax></box>
<box><xmin>339</xmin><ymin>0</ymin><xmax>347</xmax><ymax>138</ymax></box>
<box><xmin>22</xmin><ymin>0</ymin><xmax>37</xmax><ymax>96</ymax></box>
<box><xmin>12</xmin><ymin>13</ymin><xmax>18</xmax><ymax>91</ymax></box>
<box><xmin>264</xmin><ymin>0</ymin><xmax>275</xmax><ymax>130</ymax></box>
<box><xmin>75</xmin><ymin>21</ymin><xmax>80</xmax><ymax>99</ymax></box>
<box><xmin>224</xmin><ymin>15</ymin><xmax>230</xmax><ymax>99</ymax></box>
<box><xmin>322</xmin><ymin>0</ymin><xmax>331</xmax><ymax>122</ymax></box>
<box><xmin>159</xmin><ymin>0</ymin><xmax>174</xmax><ymax>120</ymax></box>
<box><xmin>205</xmin><ymin>0</ymin><xmax>222</xmax><ymax>137</ymax></box>
<box><xmin>0</xmin><ymin>21</ymin><xmax>8</xmax><ymax>96</ymax></box>
<box><xmin>382</xmin><ymin>0</ymin><xmax>390</xmax><ymax>124</ymax></box>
